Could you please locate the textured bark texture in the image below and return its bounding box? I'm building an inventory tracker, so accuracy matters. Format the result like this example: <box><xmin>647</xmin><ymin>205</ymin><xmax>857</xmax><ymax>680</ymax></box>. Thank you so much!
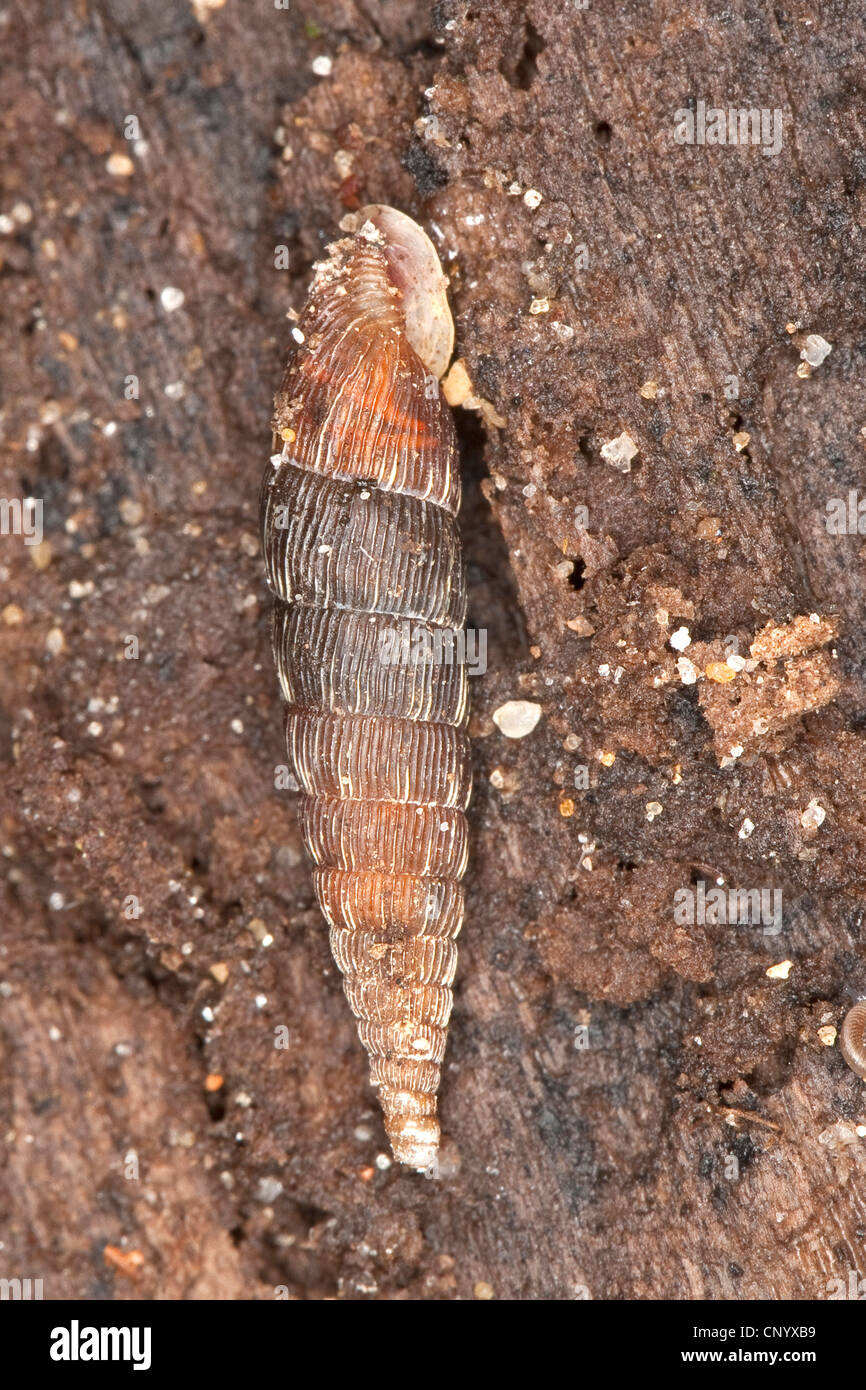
<box><xmin>1</xmin><ymin>0</ymin><xmax>865</xmax><ymax>1300</ymax></box>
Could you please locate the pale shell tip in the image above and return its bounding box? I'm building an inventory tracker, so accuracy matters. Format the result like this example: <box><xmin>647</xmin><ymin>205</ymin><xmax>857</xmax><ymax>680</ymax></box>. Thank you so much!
<box><xmin>389</xmin><ymin>1116</ymin><xmax>441</xmax><ymax>1172</ymax></box>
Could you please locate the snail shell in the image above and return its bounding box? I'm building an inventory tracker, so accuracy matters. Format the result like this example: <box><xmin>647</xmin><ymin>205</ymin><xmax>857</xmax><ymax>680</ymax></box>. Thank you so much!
<box><xmin>261</xmin><ymin>208</ymin><xmax>468</xmax><ymax>1170</ymax></box>
<box><xmin>839</xmin><ymin>1001</ymin><xmax>866</xmax><ymax>1080</ymax></box>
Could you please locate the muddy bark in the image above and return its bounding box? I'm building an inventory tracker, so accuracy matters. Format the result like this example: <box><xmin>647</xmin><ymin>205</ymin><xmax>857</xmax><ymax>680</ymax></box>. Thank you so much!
<box><xmin>1</xmin><ymin>0</ymin><xmax>865</xmax><ymax>1299</ymax></box>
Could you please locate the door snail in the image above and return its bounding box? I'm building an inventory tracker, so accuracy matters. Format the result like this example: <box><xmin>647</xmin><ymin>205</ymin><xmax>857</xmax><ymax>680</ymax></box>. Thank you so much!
<box><xmin>260</xmin><ymin>207</ymin><xmax>469</xmax><ymax>1171</ymax></box>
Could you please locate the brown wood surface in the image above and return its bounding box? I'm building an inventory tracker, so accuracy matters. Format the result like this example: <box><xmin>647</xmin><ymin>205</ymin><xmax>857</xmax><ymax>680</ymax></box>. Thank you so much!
<box><xmin>1</xmin><ymin>0</ymin><xmax>865</xmax><ymax>1300</ymax></box>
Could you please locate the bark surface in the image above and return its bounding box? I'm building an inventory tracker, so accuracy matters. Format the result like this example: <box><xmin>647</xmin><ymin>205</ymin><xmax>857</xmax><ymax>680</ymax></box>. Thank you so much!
<box><xmin>1</xmin><ymin>0</ymin><xmax>865</xmax><ymax>1299</ymax></box>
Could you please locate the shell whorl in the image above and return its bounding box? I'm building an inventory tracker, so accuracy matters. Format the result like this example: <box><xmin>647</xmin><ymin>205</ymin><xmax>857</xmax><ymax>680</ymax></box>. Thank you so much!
<box><xmin>262</xmin><ymin>215</ymin><xmax>467</xmax><ymax>1170</ymax></box>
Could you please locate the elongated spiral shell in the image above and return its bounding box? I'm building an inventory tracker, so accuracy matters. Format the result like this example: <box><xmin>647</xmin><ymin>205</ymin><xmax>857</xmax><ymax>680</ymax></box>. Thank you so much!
<box><xmin>261</xmin><ymin>209</ymin><xmax>468</xmax><ymax>1170</ymax></box>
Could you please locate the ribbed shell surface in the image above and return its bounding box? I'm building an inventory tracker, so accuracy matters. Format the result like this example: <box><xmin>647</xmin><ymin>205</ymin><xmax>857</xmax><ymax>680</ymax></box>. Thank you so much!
<box><xmin>261</xmin><ymin>234</ymin><xmax>469</xmax><ymax>1169</ymax></box>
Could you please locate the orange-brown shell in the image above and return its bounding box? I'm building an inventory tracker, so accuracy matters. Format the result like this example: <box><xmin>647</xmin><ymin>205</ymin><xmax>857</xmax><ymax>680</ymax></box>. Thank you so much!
<box><xmin>261</xmin><ymin>219</ymin><xmax>467</xmax><ymax>1170</ymax></box>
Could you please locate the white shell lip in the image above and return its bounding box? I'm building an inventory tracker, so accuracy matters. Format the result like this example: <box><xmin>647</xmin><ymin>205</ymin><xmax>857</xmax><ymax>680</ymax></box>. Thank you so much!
<box><xmin>347</xmin><ymin>204</ymin><xmax>455</xmax><ymax>381</ymax></box>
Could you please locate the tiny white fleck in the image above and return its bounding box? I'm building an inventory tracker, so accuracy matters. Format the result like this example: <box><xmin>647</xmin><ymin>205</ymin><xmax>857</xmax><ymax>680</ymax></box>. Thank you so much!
<box><xmin>766</xmin><ymin>960</ymin><xmax>793</xmax><ymax>980</ymax></box>
<box><xmin>106</xmin><ymin>151</ymin><xmax>135</xmax><ymax>177</ymax></box>
<box><xmin>49</xmin><ymin>891</ymin><xmax>65</xmax><ymax>910</ymax></box>
<box><xmin>256</xmin><ymin>1176</ymin><xmax>284</xmax><ymax>1203</ymax></box>
<box><xmin>492</xmin><ymin>700</ymin><xmax>542</xmax><ymax>739</ymax></box>
<box><xmin>801</xmin><ymin>798</ymin><xmax>826</xmax><ymax>830</ymax></box>
<box><xmin>160</xmin><ymin>286</ymin><xmax>185</xmax><ymax>312</ymax></box>
<box><xmin>523</xmin><ymin>189</ymin><xmax>543</xmax><ymax>209</ymax></box>
<box><xmin>600</xmin><ymin>431</ymin><xmax>639</xmax><ymax>473</ymax></box>
<box><xmin>800</xmin><ymin>334</ymin><xmax>832</xmax><ymax>367</ymax></box>
<box><xmin>311</xmin><ymin>54</ymin><xmax>333</xmax><ymax>76</ymax></box>
<box><xmin>669</xmin><ymin>626</ymin><xmax>691</xmax><ymax>652</ymax></box>
<box><xmin>738</xmin><ymin>818</ymin><xmax>755</xmax><ymax>839</ymax></box>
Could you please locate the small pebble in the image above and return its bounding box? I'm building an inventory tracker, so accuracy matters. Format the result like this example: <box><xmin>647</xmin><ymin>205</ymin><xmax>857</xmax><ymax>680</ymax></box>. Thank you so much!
<box><xmin>801</xmin><ymin>798</ymin><xmax>826</xmax><ymax>830</ymax></box>
<box><xmin>106</xmin><ymin>152</ymin><xmax>134</xmax><ymax>177</ymax></box>
<box><xmin>600</xmin><ymin>431</ymin><xmax>638</xmax><ymax>473</ymax></box>
<box><xmin>676</xmin><ymin>656</ymin><xmax>698</xmax><ymax>685</ymax></box>
<box><xmin>160</xmin><ymin>286</ymin><xmax>185</xmax><ymax>312</ymax></box>
<box><xmin>800</xmin><ymin>334</ymin><xmax>832</xmax><ymax>368</ymax></box>
<box><xmin>311</xmin><ymin>55</ymin><xmax>333</xmax><ymax>76</ymax></box>
<box><xmin>492</xmin><ymin>700</ymin><xmax>542</xmax><ymax>739</ymax></box>
<box><xmin>256</xmin><ymin>1176</ymin><xmax>284</xmax><ymax>1204</ymax></box>
<box><xmin>119</xmin><ymin>498</ymin><xmax>144</xmax><ymax>526</ymax></box>
<box><xmin>766</xmin><ymin>960</ymin><xmax>793</xmax><ymax>980</ymax></box>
